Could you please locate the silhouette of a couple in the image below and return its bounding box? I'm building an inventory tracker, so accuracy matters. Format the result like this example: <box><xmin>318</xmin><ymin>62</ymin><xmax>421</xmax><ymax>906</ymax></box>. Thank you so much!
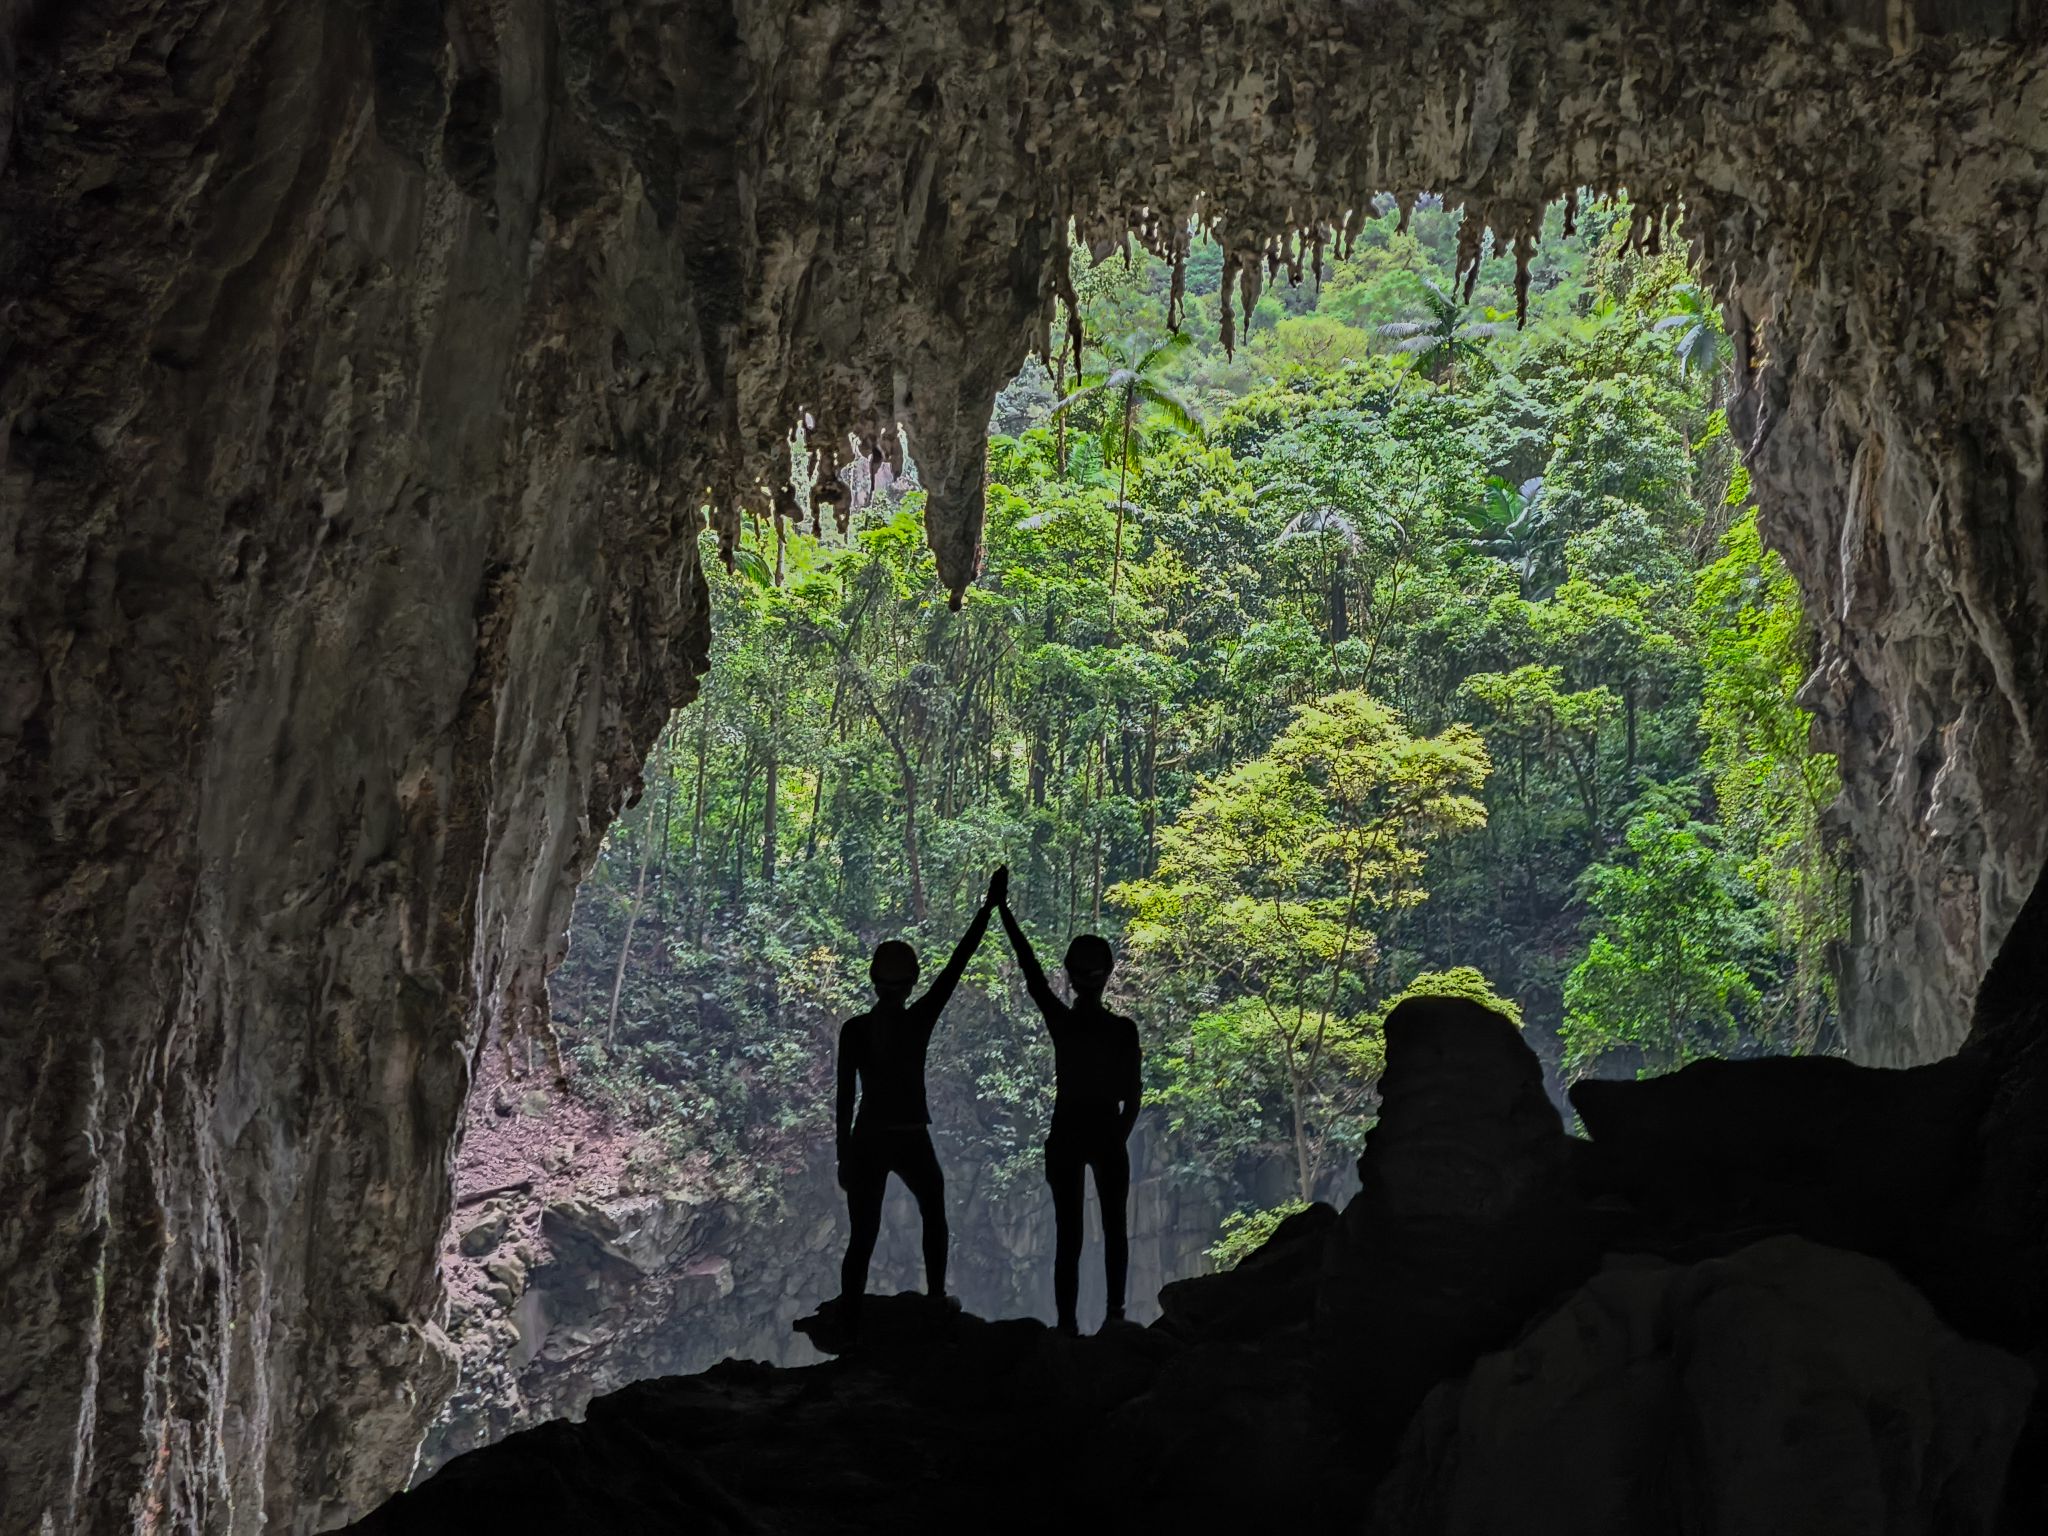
<box><xmin>834</xmin><ymin>866</ymin><xmax>1141</xmax><ymax>1337</ymax></box>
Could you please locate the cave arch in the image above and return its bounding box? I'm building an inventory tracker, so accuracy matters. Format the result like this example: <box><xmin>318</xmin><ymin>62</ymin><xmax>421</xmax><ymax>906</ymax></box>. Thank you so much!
<box><xmin>3</xmin><ymin>3</ymin><xmax>2045</xmax><ymax>1530</ymax></box>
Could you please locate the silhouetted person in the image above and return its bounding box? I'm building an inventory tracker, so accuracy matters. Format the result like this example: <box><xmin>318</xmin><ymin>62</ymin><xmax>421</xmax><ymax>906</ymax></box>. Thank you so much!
<box><xmin>834</xmin><ymin>869</ymin><xmax>1004</xmax><ymax>1334</ymax></box>
<box><xmin>996</xmin><ymin>877</ymin><xmax>1142</xmax><ymax>1335</ymax></box>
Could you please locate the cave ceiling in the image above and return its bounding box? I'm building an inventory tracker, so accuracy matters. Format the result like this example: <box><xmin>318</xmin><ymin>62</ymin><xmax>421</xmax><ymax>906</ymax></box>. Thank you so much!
<box><xmin>4</xmin><ymin>1</ymin><xmax>2048</xmax><ymax>1531</ymax></box>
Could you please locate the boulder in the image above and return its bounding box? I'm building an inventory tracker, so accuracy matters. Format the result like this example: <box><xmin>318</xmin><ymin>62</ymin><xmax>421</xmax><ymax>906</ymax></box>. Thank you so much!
<box><xmin>1370</xmin><ymin>1237</ymin><xmax>2034</xmax><ymax>1536</ymax></box>
<box><xmin>484</xmin><ymin>1255</ymin><xmax>529</xmax><ymax>1301</ymax></box>
<box><xmin>1315</xmin><ymin>997</ymin><xmax>1594</xmax><ymax>1440</ymax></box>
<box><xmin>458</xmin><ymin>1208</ymin><xmax>510</xmax><ymax>1258</ymax></box>
<box><xmin>1156</xmin><ymin>1200</ymin><xmax>1336</xmax><ymax>1342</ymax></box>
<box><xmin>1571</xmin><ymin>1052</ymin><xmax>1988</xmax><ymax>1273</ymax></box>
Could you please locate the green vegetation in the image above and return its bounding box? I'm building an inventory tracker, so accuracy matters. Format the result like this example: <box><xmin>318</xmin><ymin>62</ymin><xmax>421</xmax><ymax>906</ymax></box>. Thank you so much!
<box><xmin>1208</xmin><ymin>1201</ymin><xmax>1311</xmax><ymax>1271</ymax></box>
<box><xmin>551</xmin><ymin>195</ymin><xmax>1847</xmax><ymax>1240</ymax></box>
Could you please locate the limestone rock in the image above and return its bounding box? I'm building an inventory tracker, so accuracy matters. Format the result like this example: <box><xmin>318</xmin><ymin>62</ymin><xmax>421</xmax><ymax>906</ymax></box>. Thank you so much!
<box><xmin>483</xmin><ymin>1256</ymin><xmax>528</xmax><ymax>1299</ymax></box>
<box><xmin>8</xmin><ymin>2</ymin><xmax>2048</xmax><ymax>1528</ymax></box>
<box><xmin>1315</xmin><ymin>997</ymin><xmax>1594</xmax><ymax>1441</ymax></box>
<box><xmin>459</xmin><ymin>1210</ymin><xmax>511</xmax><ymax>1259</ymax></box>
<box><xmin>351</xmin><ymin>1297</ymin><xmax>1344</xmax><ymax>1535</ymax></box>
<box><xmin>1156</xmin><ymin>1199</ymin><xmax>1335</xmax><ymax>1342</ymax></box>
<box><xmin>1368</xmin><ymin>1238</ymin><xmax>2035</xmax><ymax>1536</ymax></box>
<box><xmin>421</xmin><ymin>1130</ymin><xmax>1246</xmax><ymax>1473</ymax></box>
<box><xmin>1571</xmin><ymin>1053</ymin><xmax>1989</xmax><ymax>1277</ymax></box>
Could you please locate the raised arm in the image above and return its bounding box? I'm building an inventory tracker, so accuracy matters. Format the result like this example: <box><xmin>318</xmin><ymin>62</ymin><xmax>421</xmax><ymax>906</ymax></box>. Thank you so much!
<box><xmin>1116</xmin><ymin>1019</ymin><xmax>1144</xmax><ymax>1140</ymax></box>
<box><xmin>997</xmin><ymin>899</ymin><xmax>1060</xmax><ymax>1021</ymax></box>
<box><xmin>918</xmin><ymin>898</ymin><xmax>993</xmax><ymax>1022</ymax></box>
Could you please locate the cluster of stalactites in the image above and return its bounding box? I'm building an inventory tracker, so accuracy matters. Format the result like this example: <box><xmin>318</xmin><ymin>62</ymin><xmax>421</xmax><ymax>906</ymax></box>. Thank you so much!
<box><xmin>704</xmin><ymin>413</ymin><xmax>909</xmax><ymax>577</ymax></box>
<box><xmin>703</xmin><ymin>188</ymin><xmax>1690</xmax><ymax>587</ymax></box>
<box><xmin>1046</xmin><ymin>188</ymin><xmax>1689</xmax><ymax>372</ymax></box>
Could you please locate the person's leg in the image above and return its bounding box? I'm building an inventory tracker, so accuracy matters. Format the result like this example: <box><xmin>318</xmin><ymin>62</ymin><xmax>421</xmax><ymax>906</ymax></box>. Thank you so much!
<box><xmin>1091</xmin><ymin>1139</ymin><xmax>1131</xmax><ymax>1323</ymax></box>
<box><xmin>1045</xmin><ymin>1136</ymin><xmax>1085</xmax><ymax>1333</ymax></box>
<box><xmin>894</xmin><ymin>1130</ymin><xmax>951</xmax><ymax>1300</ymax></box>
<box><xmin>839</xmin><ymin>1139</ymin><xmax>887</xmax><ymax>1333</ymax></box>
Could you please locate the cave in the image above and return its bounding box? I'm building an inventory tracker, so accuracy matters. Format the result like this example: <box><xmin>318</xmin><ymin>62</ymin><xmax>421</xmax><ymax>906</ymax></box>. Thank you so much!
<box><xmin>4</xmin><ymin>2</ymin><xmax>2047</xmax><ymax>1533</ymax></box>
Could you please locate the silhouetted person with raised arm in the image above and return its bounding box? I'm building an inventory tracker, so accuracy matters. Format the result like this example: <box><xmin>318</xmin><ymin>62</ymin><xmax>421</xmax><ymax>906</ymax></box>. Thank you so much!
<box><xmin>834</xmin><ymin>869</ymin><xmax>1004</xmax><ymax>1336</ymax></box>
<box><xmin>994</xmin><ymin>870</ymin><xmax>1143</xmax><ymax>1335</ymax></box>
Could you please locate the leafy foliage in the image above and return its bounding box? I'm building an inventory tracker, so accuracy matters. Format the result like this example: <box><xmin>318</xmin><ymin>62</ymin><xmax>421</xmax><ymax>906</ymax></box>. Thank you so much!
<box><xmin>1208</xmin><ymin>1200</ymin><xmax>1311</xmax><ymax>1270</ymax></box>
<box><xmin>551</xmin><ymin>197</ymin><xmax>1844</xmax><ymax>1249</ymax></box>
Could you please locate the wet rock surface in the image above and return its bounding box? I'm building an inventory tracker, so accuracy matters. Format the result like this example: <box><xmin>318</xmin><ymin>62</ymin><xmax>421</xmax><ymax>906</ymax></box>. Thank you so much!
<box><xmin>9</xmin><ymin>2</ymin><xmax>2048</xmax><ymax>1528</ymax></box>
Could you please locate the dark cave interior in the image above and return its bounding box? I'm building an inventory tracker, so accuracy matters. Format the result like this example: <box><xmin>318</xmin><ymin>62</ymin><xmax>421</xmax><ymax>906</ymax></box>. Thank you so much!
<box><xmin>4</xmin><ymin>2</ymin><xmax>2048</xmax><ymax>1532</ymax></box>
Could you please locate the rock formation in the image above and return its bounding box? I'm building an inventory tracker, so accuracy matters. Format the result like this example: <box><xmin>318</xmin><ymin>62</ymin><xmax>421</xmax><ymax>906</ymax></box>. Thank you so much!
<box><xmin>422</xmin><ymin>1065</ymin><xmax>1263</xmax><ymax>1472</ymax></box>
<box><xmin>348</xmin><ymin>877</ymin><xmax>2048</xmax><ymax>1533</ymax></box>
<box><xmin>7</xmin><ymin>2</ymin><xmax>2048</xmax><ymax>1529</ymax></box>
<box><xmin>1372</xmin><ymin>1239</ymin><xmax>2034</xmax><ymax>1536</ymax></box>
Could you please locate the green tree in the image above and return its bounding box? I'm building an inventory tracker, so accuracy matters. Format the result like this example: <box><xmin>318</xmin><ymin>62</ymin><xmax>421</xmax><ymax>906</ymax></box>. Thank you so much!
<box><xmin>1053</xmin><ymin>331</ymin><xmax>1199</xmax><ymax>604</ymax></box>
<box><xmin>1653</xmin><ymin>282</ymin><xmax>1729</xmax><ymax>380</ymax></box>
<box><xmin>1561</xmin><ymin>807</ymin><xmax>1767</xmax><ymax>1077</ymax></box>
<box><xmin>1114</xmin><ymin>692</ymin><xmax>1489</xmax><ymax>1198</ymax></box>
<box><xmin>1695</xmin><ymin>506</ymin><xmax>1847</xmax><ymax>1047</ymax></box>
<box><xmin>1379</xmin><ymin>277</ymin><xmax>1506</xmax><ymax>390</ymax></box>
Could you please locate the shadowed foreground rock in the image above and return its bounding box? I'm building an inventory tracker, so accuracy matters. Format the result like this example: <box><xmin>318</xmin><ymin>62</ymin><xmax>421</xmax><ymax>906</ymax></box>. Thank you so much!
<box><xmin>347</xmin><ymin>1293</ymin><xmax>1347</xmax><ymax>1533</ymax></box>
<box><xmin>349</xmin><ymin>885</ymin><xmax>2048</xmax><ymax>1534</ymax></box>
<box><xmin>1373</xmin><ymin>1238</ymin><xmax>2033</xmax><ymax>1536</ymax></box>
<box><xmin>348</xmin><ymin>1236</ymin><xmax>2030</xmax><ymax>1536</ymax></box>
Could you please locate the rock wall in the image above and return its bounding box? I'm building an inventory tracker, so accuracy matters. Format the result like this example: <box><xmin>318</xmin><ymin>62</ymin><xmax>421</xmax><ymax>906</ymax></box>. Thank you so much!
<box><xmin>7</xmin><ymin>2</ymin><xmax>2048</xmax><ymax>1530</ymax></box>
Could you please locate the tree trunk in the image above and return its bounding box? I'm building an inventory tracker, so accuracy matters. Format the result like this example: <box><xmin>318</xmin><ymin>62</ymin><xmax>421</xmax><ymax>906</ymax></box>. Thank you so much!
<box><xmin>605</xmin><ymin>735</ymin><xmax>669</xmax><ymax>1051</ymax></box>
<box><xmin>1141</xmin><ymin>700</ymin><xmax>1159</xmax><ymax>872</ymax></box>
<box><xmin>761</xmin><ymin>743</ymin><xmax>778</xmax><ymax>885</ymax></box>
<box><xmin>1330</xmin><ymin>550</ymin><xmax>1350</xmax><ymax>646</ymax></box>
<box><xmin>1289</xmin><ymin>1064</ymin><xmax>1313</xmax><ymax>1202</ymax></box>
<box><xmin>732</xmin><ymin>760</ymin><xmax>756</xmax><ymax>901</ymax></box>
<box><xmin>654</xmin><ymin>745</ymin><xmax>677</xmax><ymax>917</ymax></box>
<box><xmin>1054</xmin><ymin>342</ymin><xmax>1070</xmax><ymax>479</ymax></box>
<box><xmin>901</xmin><ymin>763</ymin><xmax>926</xmax><ymax>921</ymax></box>
<box><xmin>1623</xmin><ymin>685</ymin><xmax>1638</xmax><ymax>786</ymax></box>
<box><xmin>1110</xmin><ymin>392</ymin><xmax>1134</xmax><ymax>616</ymax></box>
<box><xmin>689</xmin><ymin>707</ymin><xmax>711</xmax><ymax>942</ymax></box>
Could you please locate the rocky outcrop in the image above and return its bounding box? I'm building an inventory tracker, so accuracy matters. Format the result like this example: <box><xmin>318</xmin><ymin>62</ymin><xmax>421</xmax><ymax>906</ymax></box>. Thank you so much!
<box><xmin>1371</xmin><ymin>1238</ymin><xmax>2035</xmax><ymax>1536</ymax></box>
<box><xmin>422</xmin><ymin>1113</ymin><xmax>1269</xmax><ymax>1472</ymax></box>
<box><xmin>10</xmin><ymin>3</ymin><xmax>2048</xmax><ymax>1528</ymax></box>
<box><xmin>354</xmin><ymin>1295</ymin><xmax>1356</xmax><ymax>1535</ymax></box>
<box><xmin>358</xmin><ymin>1240</ymin><xmax>2035</xmax><ymax>1536</ymax></box>
<box><xmin>349</xmin><ymin>929</ymin><xmax>2048</xmax><ymax>1534</ymax></box>
<box><xmin>1315</xmin><ymin>997</ymin><xmax>1594</xmax><ymax>1444</ymax></box>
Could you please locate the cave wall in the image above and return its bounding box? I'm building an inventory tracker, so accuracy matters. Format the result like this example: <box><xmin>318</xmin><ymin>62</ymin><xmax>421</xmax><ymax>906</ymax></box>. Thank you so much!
<box><xmin>1</xmin><ymin>4</ymin><xmax>713</xmax><ymax>1529</ymax></box>
<box><xmin>5</xmin><ymin>2</ymin><xmax>2048</xmax><ymax>1531</ymax></box>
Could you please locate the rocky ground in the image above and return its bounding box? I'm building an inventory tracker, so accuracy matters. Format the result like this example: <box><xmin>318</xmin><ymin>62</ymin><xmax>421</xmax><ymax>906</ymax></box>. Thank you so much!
<box><xmin>353</xmin><ymin>880</ymin><xmax>2048</xmax><ymax>1536</ymax></box>
<box><xmin>423</xmin><ymin>1045</ymin><xmax>1266</xmax><ymax>1471</ymax></box>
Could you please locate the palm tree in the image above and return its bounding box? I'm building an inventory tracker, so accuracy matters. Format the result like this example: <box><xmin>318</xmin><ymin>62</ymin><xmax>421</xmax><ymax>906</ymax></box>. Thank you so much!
<box><xmin>1379</xmin><ymin>277</ymin><xmax>1505</xmax><ymax>391</ymax></box>
<box><xmin>1653</xmin><ymin>282</ymin><xmax>1729</xmax><ymax>379</ymax></box>
<box><xmin>1275</xmin><ymin>503</ymin><xmax>1363</xmax><ymax>644</ymax></box>
<box><xmin>1456</xmin><ymin>475</ymin><xmax>1562</xmax><ymax>599</ymax></box>
<box><xmin>1052</xmin><ymin>331</ymin><xmax>1198</xmax><ymax>602</ymax></box>
<box><xmin>1262</xmin><ymin>479</ymin><xmax>1411</xmax><ymax>678</ymax></box>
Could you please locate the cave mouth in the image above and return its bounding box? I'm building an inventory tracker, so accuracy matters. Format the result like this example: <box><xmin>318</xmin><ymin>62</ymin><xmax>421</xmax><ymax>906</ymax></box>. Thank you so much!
<box><xmin>10</xmin><ymin>5</ymin><xmax>2048</xmax><ymax>1531</ymax></box>
<box><xmin>423</xmin><ymin>194</ymin><xmax>1856</xmax><ymax>1471</ymax></box>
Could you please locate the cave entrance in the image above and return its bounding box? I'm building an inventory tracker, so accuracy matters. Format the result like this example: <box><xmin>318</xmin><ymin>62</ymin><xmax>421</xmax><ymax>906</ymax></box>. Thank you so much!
<box><xmin>428</xmin><ymin>195</ymin><xmax>1849</xmax><ymax>1469</ymax></box>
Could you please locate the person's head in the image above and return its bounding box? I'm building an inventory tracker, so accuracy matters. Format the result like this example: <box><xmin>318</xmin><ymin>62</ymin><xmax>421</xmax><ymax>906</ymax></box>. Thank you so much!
<box><xmin>1063</xmin><ymin>934</ymin><xmax>1114</xmax><ymax>1001</ymax></box>
<box><xmin>869</xmin><ymin>940</ymin><xmax>919</xmax><ymax>1001</ymax></box>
